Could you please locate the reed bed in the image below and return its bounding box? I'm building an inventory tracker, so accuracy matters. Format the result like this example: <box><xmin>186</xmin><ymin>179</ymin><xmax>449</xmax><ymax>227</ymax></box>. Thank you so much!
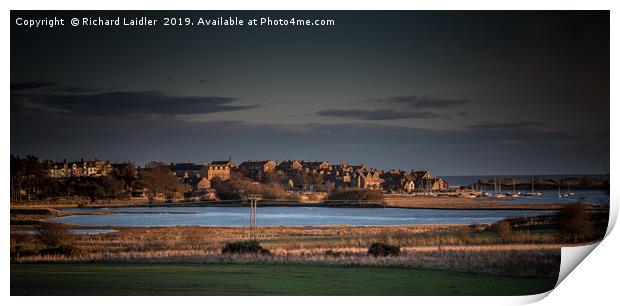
<box><xmin>11</xmin><ymin>223</ymin><xmax>568</xmax><ymax>279</ymax></box>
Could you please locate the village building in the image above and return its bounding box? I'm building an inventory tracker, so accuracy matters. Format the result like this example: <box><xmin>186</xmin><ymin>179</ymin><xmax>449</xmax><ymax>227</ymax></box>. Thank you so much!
<box><xmin>189</xmin><ymin>177</ymin><xmax>216</xmax><ymax>201</ymax></box>
<box><xmin>301</xmin><ymin>160</ymin><xmax>330</xmax><ymax>173</ymax></box>
<box><xmin>238</xmin><ymin>160</ymin><xmax>277</xmax><ymax>181</ymax></box>
<box><xmin>381</xmin><ymin>170</ymin><xmax>416</xmax><ymax>192</ymax></box>
<box><xmin>170</xmin><ymin>162</ymin><xmax>204</xmax><ymax>178</ymax></box>
<box><xmin>352</xmin><ymin>169</ymin><xmax>384</xmax><ymax>190</ymax></box>
<box><xmin>205</xmin><ymin>159</ymin><xmax>234</xmax><ymax>181</ymax></box>
<box><xmin>413</xmin><ymin>170</ymin><xmax>449</xmax><ymax>191</ymax></box>
<box><xmin>195</xmin><ymin>177</ymin><xmax>212</xmax><ymax>189</ymax></box>
<box><xmin>276</xmin><ymin>160</ymin><xmax>304</xmax><ymax>175</ymax></box>
<box><xmin>46</xmin><ymin>159</ymin><xmax>113</xmax><ymax>178</ymax></box>
<box><xmin>111</xmin><ymin>162</ymin><xmax>138</xmax><ymax>178</ymax></box>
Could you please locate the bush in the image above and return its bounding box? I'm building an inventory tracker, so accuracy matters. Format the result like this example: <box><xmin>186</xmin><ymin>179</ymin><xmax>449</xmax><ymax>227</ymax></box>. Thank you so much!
<box><xmin>558</xmin><ymin>204</ymin><xmax>595</xmax><ymax>242</ymax></box>
<box><xmin>324</xmin><ymin>249</ymin><xmax>342</xmax><ymax>257</ymax></box>
<box><xmin>491</xmin><ymin>220</ymin><xmax>512</xmax><ymax>242</ymax></box>
<box><xmin>10</xmin><ymin>245</ymin><xmax>37</xmax><ymax>259</ymax></box>
<box><xmin>367</xmin><ymin>242</ymin><xmax>400</xmax><ymax>257</ymax></box>
<box><xmin>221</xmin><ymin>240</ymin><xmax>271</xmax><ymax>255</ymax></box>
<box><xmin>34</xmin><ymin>222</ymin><xmax>72</xmax><ymax>248</ymax></box>
<box><xmin>328</xmin><ymin>190</ymin><xmax>384</xmax><ymax>202</ymax></box>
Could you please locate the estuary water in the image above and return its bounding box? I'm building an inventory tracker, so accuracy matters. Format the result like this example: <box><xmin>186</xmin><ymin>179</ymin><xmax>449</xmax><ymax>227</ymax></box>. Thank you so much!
<box><xmin>51</xmin><ymin>206</ymin><xmax>557</xmax><ymax>227</ymax></box>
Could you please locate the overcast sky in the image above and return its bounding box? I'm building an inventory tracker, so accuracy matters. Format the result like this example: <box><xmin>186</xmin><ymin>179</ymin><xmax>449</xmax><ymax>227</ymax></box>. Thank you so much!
<box><xmin>10</xmin><ymin>11</ymin><xmax>609</xmax><ymax>175</ymax></box>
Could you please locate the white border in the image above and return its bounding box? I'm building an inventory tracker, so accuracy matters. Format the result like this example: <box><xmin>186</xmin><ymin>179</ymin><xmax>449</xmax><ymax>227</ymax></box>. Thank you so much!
<box><xmin>2</xmin><ymin>1</ymin><xmax>616</xmax><ymax>305</ymax></box>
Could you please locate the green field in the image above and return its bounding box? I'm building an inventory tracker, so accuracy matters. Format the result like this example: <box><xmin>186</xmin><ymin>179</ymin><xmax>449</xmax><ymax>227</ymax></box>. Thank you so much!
<box><xmin>11</xmin><ymin>263</ymin><xmax>556</xmax><ymax>296</ymax></box>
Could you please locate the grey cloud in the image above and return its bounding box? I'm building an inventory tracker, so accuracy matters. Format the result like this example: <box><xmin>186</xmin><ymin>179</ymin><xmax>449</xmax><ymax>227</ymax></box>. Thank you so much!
<box><xmin>14</xmin><ymin>90</ymin><xmax>259</xmax><ymax>117</ymax></box>
<box><xmin>10</xmin><ymin>82</ymin><xmax>56</xmax><ymax>91</ymax></box>
<box><xmin>317</xmin><ymin>108</ymin><xmax>443</xmax><ymax>120</ymax></box>
<box><xmin>468</xmin><ymin>121</ymin><xmax>545</xmax><ymax>129</ymax></box>
<box><xmin>370</xmin><ymin>95</ymin><xmax>475</xmax><ymax>109</ymax></box>
<box><xmin>51</xmin><ymin>86</ymin><xmax>107</xmax><ymax>93</ymax></box>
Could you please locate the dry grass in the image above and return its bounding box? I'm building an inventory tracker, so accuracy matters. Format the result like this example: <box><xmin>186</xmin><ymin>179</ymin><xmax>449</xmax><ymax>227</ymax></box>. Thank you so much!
<box><xmin>10</xmin><ymin>224</ymin><xmax>571</xmax><ymax>278</ymax></box>
<box><xmin>12</xmin><ymin>248</ymin><xmax>560</xmax><ymax>279</ymax></box>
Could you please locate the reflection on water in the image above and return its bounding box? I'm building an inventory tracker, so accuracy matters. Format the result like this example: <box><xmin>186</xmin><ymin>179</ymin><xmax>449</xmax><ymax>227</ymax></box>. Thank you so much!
<box><xmin>52</xmin><ymin>206</ymin><xmax>557</xmax><ymax>227</ymax></box>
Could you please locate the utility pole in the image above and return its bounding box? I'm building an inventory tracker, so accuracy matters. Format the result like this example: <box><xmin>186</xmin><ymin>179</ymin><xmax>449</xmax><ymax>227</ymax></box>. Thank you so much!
<box><xmin>248</xmin><ymin>194</ymin><xmax>260</xmax><ymax>240</ymax></box>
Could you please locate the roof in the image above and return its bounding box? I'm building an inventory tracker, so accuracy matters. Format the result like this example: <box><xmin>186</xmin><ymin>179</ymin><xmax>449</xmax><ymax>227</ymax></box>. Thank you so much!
<box><xmin>277</xmin><ymin>160</ymin><xmax>303</xmax><ymax>169</ymax></box>
<box><xmin>171</xmin><ymin>163</ymin><xmax>204</xmax><ymax>171</ymax></box>
<box><xmin>302</xmin><ymin>160</ymin><xmax>329</xmax><ymax>168</ymax></box>
<box><xmin>239</xmin><ymin>160</ymin><xmax>276</xmax><ymax>168</ymax></box>
<box><xmin>414</xmin><ymin>170</ymin><xmax>434</xmax><ymax>179</ymax></box>
<box><xmin>209</xmin><ymin>160</ymin><xmax>234</xmax><ymax>167</ymax></box>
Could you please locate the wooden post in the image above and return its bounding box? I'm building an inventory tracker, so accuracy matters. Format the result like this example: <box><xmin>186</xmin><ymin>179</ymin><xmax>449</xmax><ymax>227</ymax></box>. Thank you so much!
<box><xmin>248</xmin><ymin>195</ymin><xmax>259</xmax><ymax>240</ymax></box>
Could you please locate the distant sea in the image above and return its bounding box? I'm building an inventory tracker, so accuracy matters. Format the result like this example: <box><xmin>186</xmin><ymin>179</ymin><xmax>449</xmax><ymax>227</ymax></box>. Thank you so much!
<box><xmin>441</xmin><ymin>174</ymin><xmax>609</xmax><ymax>187</ymax></box>
<box><xmin>441</xmin><ymin>174</ymin><xmax>609</xmax><ymax>205</ymax></box>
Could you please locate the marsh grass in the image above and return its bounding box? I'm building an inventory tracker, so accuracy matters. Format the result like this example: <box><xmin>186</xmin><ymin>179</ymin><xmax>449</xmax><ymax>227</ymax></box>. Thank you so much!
<box><xmin>10</xmin><ymin>224</ymin><xmax>568</xmax><ymax>278</ymax></box>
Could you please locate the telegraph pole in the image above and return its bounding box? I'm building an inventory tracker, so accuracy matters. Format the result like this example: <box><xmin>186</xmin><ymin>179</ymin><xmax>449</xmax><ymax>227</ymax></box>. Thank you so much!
<box><xmin>248</xmin><ymin>194</ymin><xmax>260</xmax><ymax>240</ymax></box>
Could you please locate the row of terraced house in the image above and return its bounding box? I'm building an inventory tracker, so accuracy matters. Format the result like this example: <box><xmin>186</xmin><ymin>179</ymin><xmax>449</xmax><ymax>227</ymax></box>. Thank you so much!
<box><xmin>45</xmin><ymin>158</ymin><xmax>449</xmax><ymax>192</ymax></box>
<box><xmin>167</xmin><ymin>159</ymin><xmax>449</xmax><ymax>192</ymax></box>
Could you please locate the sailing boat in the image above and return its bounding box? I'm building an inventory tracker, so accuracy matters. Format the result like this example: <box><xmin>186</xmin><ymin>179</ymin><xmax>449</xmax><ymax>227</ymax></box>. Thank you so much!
<box><xmin>511</xmin><ymin>178</ymin><xmax>520</xmax><ymax>197</ymax></box>
<box><xmin>494</xmin><ymin>178</ymin><xmax>506</xmax><ymax>198</ymax></box>
<box><xmin>567</xmin><ymin>182</ymin><xmax>575</xmax><ymax>196</ymax></box>
<box><xmin>524</xmin><ymin>176</ymin><xmax>542</xmax><ymax>196</ymax></box>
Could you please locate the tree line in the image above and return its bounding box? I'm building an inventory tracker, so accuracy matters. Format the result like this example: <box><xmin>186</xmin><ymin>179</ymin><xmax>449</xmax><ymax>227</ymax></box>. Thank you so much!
<box><xmin>10</xmin><ymin>155</ymin><xmax>188</xmax><ymax>203</ymax></box>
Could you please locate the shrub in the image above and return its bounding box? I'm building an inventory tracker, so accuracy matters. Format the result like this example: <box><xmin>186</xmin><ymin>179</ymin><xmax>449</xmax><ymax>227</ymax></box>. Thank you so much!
<box><xmin>324</xmin><ymin>250</ymin><xmax>342</xmax><ymax>257</ymax></box>
<box><xmin>491</xmin><ymin>221</ymin><xmax>512</xmax><ymax>242</ymax></box>
<box><xmin>558</xmin><ymin>204</ymin><xmax>595</xmax><ymax>242</ymax></box>
<box><xmin>367</xmin><ymin>242</ymin><xmax>400</xmax><ymax>257</ymax></box>
<box><xmin>10</xmin><ymin>245</ymin><xmax>37</xmax><ymax>259</ymax></box>
<box><xmin>221</xmin><ymin>240</ymin><xmax>271</xmax><ymax>255</ymax></box>
<box><xmin>328</xmin><ymin>190</ymin><xmax>384</xmax><ymax>203</ymax></box>
<box><xmin>34</xmin><ymin>222</ymin><xmax>71</xmax><ymax>248</ymax></box>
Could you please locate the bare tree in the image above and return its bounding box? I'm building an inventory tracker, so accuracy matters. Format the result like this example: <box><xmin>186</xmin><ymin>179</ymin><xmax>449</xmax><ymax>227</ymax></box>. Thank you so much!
<box><xmin>35</xmin><ymin>222</ymin><xmax>71</xmax><ymax>248</ymax></box>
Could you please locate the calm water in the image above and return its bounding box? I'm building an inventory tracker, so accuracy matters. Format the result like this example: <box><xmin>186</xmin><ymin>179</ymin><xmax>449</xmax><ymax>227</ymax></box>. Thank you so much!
<box><xmin>51</xmin><ymin>206</ymin><xmax>556</xmax><ymax>227</ymax></box>
<box><xmin>492</xmin><ymin>190</ymin><xmax>608</xmax><ymax>205</ymax></box>
<box><xmin>443</xmin><ymin>174</ymin><xmax>609</xmax><ymax>187</ymax></box>
<box><xmin>12</xmin><ymin>229</ymin><xmax>118</xmax><ymax>235</ymax></box>
<box><xmin>427</xmin><ymin>189</ymin><xmax>608</xmax><ymax>205</ymax></box>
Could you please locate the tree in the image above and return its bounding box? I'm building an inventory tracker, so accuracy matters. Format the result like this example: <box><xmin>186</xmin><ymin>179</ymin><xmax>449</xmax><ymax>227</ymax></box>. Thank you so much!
<box><xmin>137</xmin><ymin>166</ymin><xmax>187</xmax><ymax>199</ymax></box>
<box><xmin>10</xmin><ymin>155</ymin><xmax>53</xmax><ymax>202</ymax></box>
<box><xmin>34</xmin><ymin>223</ymin><xmax>71</xmax><ymax>249</ymax></box>
<box><xmin>265</xmin><ymin>170</ymin><xmax>289</xmax><ymax>186</ymax></box>
<box><xmin>100</xmin><ymin>175</ymin><xmax>125</xmax><ymax>198</ymax></box>
<box><xmin>558</xmin><ymin>204</ymin><xmax>594</xmax><ymax>243</ymax></box>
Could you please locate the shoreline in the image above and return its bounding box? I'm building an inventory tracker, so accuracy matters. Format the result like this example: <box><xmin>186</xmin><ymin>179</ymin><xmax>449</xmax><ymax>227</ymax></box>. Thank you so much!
<box><xmin>10</xmin><ymin>199</ymin><xmax>607</xmax><ymax>211</ymax></box>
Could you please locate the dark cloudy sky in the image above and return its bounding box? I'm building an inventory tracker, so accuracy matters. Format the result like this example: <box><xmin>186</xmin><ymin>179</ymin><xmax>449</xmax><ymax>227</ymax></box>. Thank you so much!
<box><xmin>10</xmin><ymin>11</ymin><xmax>609</xmax><ymax>175</ymax></box>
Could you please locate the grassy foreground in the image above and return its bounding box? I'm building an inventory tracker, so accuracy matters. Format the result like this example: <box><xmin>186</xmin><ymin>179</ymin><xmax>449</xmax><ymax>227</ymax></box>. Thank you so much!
<box><xmin>11</xmin><ymin>263</ymin><xmax>556</xmax><ymax>296</ymax></box>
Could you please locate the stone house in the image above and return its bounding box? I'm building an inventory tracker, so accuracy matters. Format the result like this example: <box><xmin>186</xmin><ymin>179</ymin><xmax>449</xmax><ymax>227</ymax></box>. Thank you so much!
<box><xmin>170</xmin><ymin>162</ymin><xmax>203</xmax><ymax>179</ymax></box>
<box><xmin>238</xmin><ymin>160</ymin><xmax>277</xmax><ymax>181</ymax></box>
<box><xmin>276</xmin><ymin>160</ymin><xmax>304</xmax><ymax>175</ymax></box>
<box><xmin>353</xmin><ymin>169</ymin><xmax>384</xmax><ymax>190</ymax></box>
<box><xmin>413</xmin><ymin>170</ymin><xmax>449</xmax><ymax>191</ymax></box>
<box><xmin>205</xmin><ymin>159</ymin><xmax>235</xmax><ymax>181</ymax></box>
<box><xmin>381</xmin><ymin>170</ymin><xmax>415</xmax><ymax>192</ymax></box>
